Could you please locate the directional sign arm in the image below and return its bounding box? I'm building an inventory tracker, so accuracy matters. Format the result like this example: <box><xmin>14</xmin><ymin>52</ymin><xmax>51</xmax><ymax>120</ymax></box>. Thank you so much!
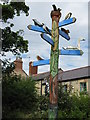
<box><xmin>59</xmin><ymin>17</ymin><xmax>76</xmax><ymax>27</ymax></box>
<box><xmin>32</xmin><ymin>59</ymin><xmax>50</xmax><ymax>67</ymax></box>
<box><xmin>41</xmin><ymin>33</ymin><xmax>54</xmax><ymax>46</ymax></box>
<box><xmin>28</xmin><ymin>25</ymin><xmax>71</xmax><ymax>41</ymax></box>
<box><xmin>32</xmin><ymin>49</ymin><xmax>83</xmax><ymax>67</ymax></box>
<box><xmin>59</xmin><ymin>29</ymin><xmax>70</xmax><ymax>40</ymax></box>
<box><xmin>27</xmin><ymin>25</ymin><xmax>45</xmax><ymax>33</ymax></box>
<box><xmin>59</xmin><ymin>49</ymin><xmax>84</xmax><ymax>55</ymax></box>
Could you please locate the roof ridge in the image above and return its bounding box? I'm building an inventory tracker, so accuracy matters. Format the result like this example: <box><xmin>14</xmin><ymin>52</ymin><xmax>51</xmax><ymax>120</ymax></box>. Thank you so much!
<box><xmin>63</xmin><ymin>66</ymin><xmax>90</xmax><ymax>73</ymax></box>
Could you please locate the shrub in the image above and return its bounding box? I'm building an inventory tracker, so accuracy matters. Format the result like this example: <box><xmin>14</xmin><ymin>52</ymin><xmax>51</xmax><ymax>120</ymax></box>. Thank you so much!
<box><xmin>58</xmin><ymin>84</ymin><xmax>90</xmax><ymax>119</ymax></box>
<box><xmin>2</xmin><ymin>74</ymin><xmax>37</xmax><ymax>118</ymax></box>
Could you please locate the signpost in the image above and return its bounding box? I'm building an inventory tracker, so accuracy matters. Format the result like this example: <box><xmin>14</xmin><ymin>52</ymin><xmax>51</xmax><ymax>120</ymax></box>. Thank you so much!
<box><xmin>49</xmin><ymin>9</ymin><xmax>61</xmax><ymax>119</ymax></box>
<box><xmin>32</xmin><ymin>49</ymin><xmax>83</xmax><ymax>67</ymax></box>
<box><xmin>32</xmin><ymin>59</ymin><xmax>50</xmax><ymax>67</ymax></box>
<box><xmin>27</xmin><ymin>25</ymin><xmax>70</xmax><ymax>40</ymax></box>
<box><xmin>27</xmin><ymin>4</ymin><xmax>84</xmax><ymax>120</ymax></box>
<box><xmin>41</xmin><ymin>33</ymin><xmax>54</xmax><ymax>46</ymax></box>
<box><xmin>59</xmin><ymin>17</ymin><xmax>76</xmax><ymax>27</ymax></box>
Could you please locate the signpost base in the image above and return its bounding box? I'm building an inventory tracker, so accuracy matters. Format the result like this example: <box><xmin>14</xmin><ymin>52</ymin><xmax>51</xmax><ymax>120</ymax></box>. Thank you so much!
<box><xmin>48</xmin><ymin>104</ymin><xmax>58</xmax><ymax>120</ymax></box>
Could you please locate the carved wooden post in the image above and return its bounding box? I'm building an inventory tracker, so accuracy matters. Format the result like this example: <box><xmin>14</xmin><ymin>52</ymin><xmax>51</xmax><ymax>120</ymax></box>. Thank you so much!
<box><xmin>27</xmin><ymin>5</ymin><xmax>79</xmax><ymax>119</ymax></box>
<box><xmin>49</xmin><ymin>9</ymin><xmax>61</xmax><ymax>119</ymax></box>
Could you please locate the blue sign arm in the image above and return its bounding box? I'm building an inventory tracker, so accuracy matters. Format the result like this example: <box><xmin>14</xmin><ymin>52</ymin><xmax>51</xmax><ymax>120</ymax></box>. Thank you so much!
<box><xmin>32</xmin><ymin>59</ymin><xmax>50</xmax><ymax>67</ymax></box>
<box><xmin>59</xmin><ymin>29</ymin><xmax>70</xmax><ymax>40</ymax></box>
<box><xmin>28</xmin><ymin>25</ymin><xmax>70</xmax><ymax>40</ymax></box>
<box><xmin>59</xmin><ymin>49</ymin><xmax>84</xmax><ymax>55</ymax></box>
<box><xmin>59</xmin><ymin>17</ymin><xmax>76</xmax><ymax>27</ymax></box>
<box><xmin>32</xmin><ymin>49</ymin><xmax>83</xmax><ymax>67</ymax></box>
<box><xmin>27</xmin><ymin>25</ymin><xmax>45</xmax><ymax>33</ymax></box>
<box><xmin>41</xmin><ymin>33</ymin><xmax>54</xmax><ymax>46</ymax></box>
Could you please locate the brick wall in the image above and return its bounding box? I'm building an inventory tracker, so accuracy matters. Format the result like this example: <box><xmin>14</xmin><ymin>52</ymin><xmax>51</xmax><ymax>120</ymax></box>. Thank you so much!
<box><xmin>29</xmin><ymin>62</ymin><xmax>38</xmax><ymax>76</ymax></box>
<box><xmin>14</xmin><ymin>57</ymin><xmax>23</xmax><ymax>70</ymax></box>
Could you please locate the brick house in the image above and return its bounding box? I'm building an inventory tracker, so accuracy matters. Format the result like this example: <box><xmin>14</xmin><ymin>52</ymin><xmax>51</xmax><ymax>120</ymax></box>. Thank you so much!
<box><xmin>13</xmin><ymin>58</ymin><xmax>90</xmax><ymax>95</ymax></box>
<box><xmin>58</xmin><ymin>66</ymin><xmax>90</xmax><ymax>95</ymax></box>
<box><xmin>32</xmin><ymin>66</ymin><xmax>90</xmax><ymax>95</ymax></box>
<box><xmin>13</xmin><ymin>57</ymin><xmax>38</xmax><ymax>77</ymax></box>
<box><xmin>14</xmin><ymin>57</ymin><xmax>28</xmax><ymax>78</ymax></box>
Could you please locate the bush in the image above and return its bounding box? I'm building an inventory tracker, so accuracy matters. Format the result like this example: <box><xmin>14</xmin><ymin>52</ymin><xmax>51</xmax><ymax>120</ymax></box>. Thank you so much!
<box><xmin>2</xmin><ymin>74</ymin><xmax>37</xmax><ymax>118</ymax></box>
<box><xmin>2</xmin><ymin>77</ymin><xmax>90</xmax><ymax>119</ymax></box>
<box><xmin>58</xmin><ymin>84</ymin><xmax>90</xmax><ymax>119</ymax></box>
<box><xmin>28</xmin><ymin>95</ymin><xmax>49</xmax><ymax>119</ymax></box>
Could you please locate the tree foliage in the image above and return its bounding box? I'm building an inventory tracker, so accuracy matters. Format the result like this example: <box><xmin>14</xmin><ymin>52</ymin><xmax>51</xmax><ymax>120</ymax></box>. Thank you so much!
<box><xmin>2</xmin><ymin>27</ymin><xmax>28</xmax><ymax>55</ymax></box>
<box><xmin>1</xmin><ymin>2</ymin><xmax>29</xmax><ymax>22</ymax></box>
<box><xmin>2</xmin><ymin>58</ymin><xmax>15</xmax><ymax>75</ymax></box>
<box><xmin>0</xmin><ymin>1</ymin><xmax>29</xmax><ymax>56</ymax></box>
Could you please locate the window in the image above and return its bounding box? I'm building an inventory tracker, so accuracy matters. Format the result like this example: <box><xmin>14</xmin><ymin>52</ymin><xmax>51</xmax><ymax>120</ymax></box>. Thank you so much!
<box><xmin>63</xmin><ymin>85</ymin><xmax>67</xmax><ymax>92</ymax></box>
<box><xmin>80</xmin><ymin>82</ymin><xmax>87</xmax><ymax>92</ymax></box>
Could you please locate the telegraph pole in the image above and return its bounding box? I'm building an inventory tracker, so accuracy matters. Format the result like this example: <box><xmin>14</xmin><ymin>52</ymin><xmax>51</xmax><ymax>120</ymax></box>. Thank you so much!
<box><xmin>49</xmin><ymin>9</ymin><xmax>61</xmax><ymax>119</ymax></box>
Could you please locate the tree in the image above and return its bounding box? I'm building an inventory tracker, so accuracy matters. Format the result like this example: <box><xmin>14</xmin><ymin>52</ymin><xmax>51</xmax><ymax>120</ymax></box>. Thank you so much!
<box><xmin>0</xmin><ymin>1</ymin><xmax>29</xmax><ymax>56</ymax></box>
<box><xmin>0</xmin><ymin>1</ymin><xmax>30</xmax><ymax>74</ymax></box>
<box><xmin>2</xmin><ymin>27</ymin><xmax>28</xmax><ymax>55</ymax></box>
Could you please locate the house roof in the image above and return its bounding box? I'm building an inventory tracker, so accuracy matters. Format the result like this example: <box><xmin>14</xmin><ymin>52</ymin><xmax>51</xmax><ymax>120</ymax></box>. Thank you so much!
<box><xmin>32</xmin><ymin>68</ymin><xmax>63</xmax><ymax>81</ymax></box>
<box><xmin>14</xmin><ymin>69</ymin><xmax>28</xmax><ymax>77</ymax></box>
<box><xmin>32</xmin><ymin>66</ymin><xmax>90</xmax><ymax>82</ymax></box>
<box><xmin>58</xmin><ymin>66</ymin><xmax>90</xmax><ymax>82</ymax></box>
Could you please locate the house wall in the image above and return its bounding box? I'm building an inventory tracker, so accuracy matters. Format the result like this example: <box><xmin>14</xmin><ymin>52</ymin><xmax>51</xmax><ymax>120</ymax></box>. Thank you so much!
<box><xmin>88</xmin><ymin>78</ymin><xmax>90</xmax><ymax>95</ymax></box>
<box><xmin>35</xmin><ymin>78</ymin><xmax>89</xmax><ymax>95</ymax></box>
<box><xmin>42</xmin><ymin>85</ymin><xmax>45</xmax><ymax>95</ymax></box>
<box><xmin>35</xmin><ymin>80</ymin><xmax>45</xmax><ymax>95</ymax></box>
<box><xmin>62</xmin><ymin>78</ymin><xmax>89</xmax><ymax>94</ymax></box>
<box><xmin>35</xmin><ymin>81</ymin><xmax>41</xmax><ymax>95</ymax></box>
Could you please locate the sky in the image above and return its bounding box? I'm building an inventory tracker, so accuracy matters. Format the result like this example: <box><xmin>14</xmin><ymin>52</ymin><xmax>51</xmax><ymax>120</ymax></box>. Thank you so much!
<box><xmin>1</xmin><ymin>0</ymin><xmax>89</xmax><ymax>75</ymax></box>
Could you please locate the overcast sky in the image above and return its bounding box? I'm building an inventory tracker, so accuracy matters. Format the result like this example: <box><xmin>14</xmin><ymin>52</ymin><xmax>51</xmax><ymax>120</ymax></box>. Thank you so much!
<box><xmin>1</xmin><ymin>0</ymin><xmax>89</xmax><ymax>75</ymax></box>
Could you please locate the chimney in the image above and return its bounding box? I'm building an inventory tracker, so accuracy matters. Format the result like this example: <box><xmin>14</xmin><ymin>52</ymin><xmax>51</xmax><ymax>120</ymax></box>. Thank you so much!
<box><xmin>29</xmin><ymin>61</ymin><xmax>38</xmax><ymax>76</ymax></box>
<box><xmin>14</xmin><ymin>57</ymin><xmax>23</xmax><ymax>70</ymax></box>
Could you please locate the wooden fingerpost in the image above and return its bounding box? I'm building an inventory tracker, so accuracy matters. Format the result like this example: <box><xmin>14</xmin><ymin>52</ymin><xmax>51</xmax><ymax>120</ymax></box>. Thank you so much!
<box><xmin>49</xmin><ymin>9</ymin><xmax>61</xmax><ymax>119</ymax></box>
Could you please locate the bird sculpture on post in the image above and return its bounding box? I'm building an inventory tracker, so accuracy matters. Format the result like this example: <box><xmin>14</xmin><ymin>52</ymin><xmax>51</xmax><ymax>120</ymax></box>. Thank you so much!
<box><xmin>32</xmin><ymin>19</ymin><xmax>44</xmax><ymax>27</ymax></box>
<box><xmin>62</xmin><ymin>37</ymin><xmax>85</xmax><ymax>50</ymax></box>
<box><xmin>77</xmin><ymin>37</ymin><xmax>85</xmax><ymax>50</ymax></box>
<box><xmin>52</xmin><ymin>4</ymin><xmax>61</xmax><ymax>11</ymax></box>
<box><xmin>32</xmin><ymin>19</ymin><xmax>51</xmax><ymax>35</ymax></box>
<box><xmin>36</xmin><ymin>55</ymin><xmax>44</xmax><ymax>60</ymax></box>
<box><xmin>65</xmin><ymin>12</ymin><xmax>72</xmax><ymax>20</ymax></box>
<box><xmin>61</xmin><ymin>28</ymin><xmax>70</xmax><ymax>35</ymax></box>
<box><xmin>52</xmin><ymin>4</ymin><xmax>57</xmax><ymax>11</ymax></box>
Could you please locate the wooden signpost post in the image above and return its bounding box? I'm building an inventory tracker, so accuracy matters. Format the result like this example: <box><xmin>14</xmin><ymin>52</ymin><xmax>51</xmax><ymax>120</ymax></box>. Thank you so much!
<box><xmin>48</xmin><ymin>9</ymin><xmax>61</xmax><ymax>119</ymax></box>
<box><xmin>27</xmin><ymin>5</ymin><xmax>84</xmax><ymax>120</ymax></box>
